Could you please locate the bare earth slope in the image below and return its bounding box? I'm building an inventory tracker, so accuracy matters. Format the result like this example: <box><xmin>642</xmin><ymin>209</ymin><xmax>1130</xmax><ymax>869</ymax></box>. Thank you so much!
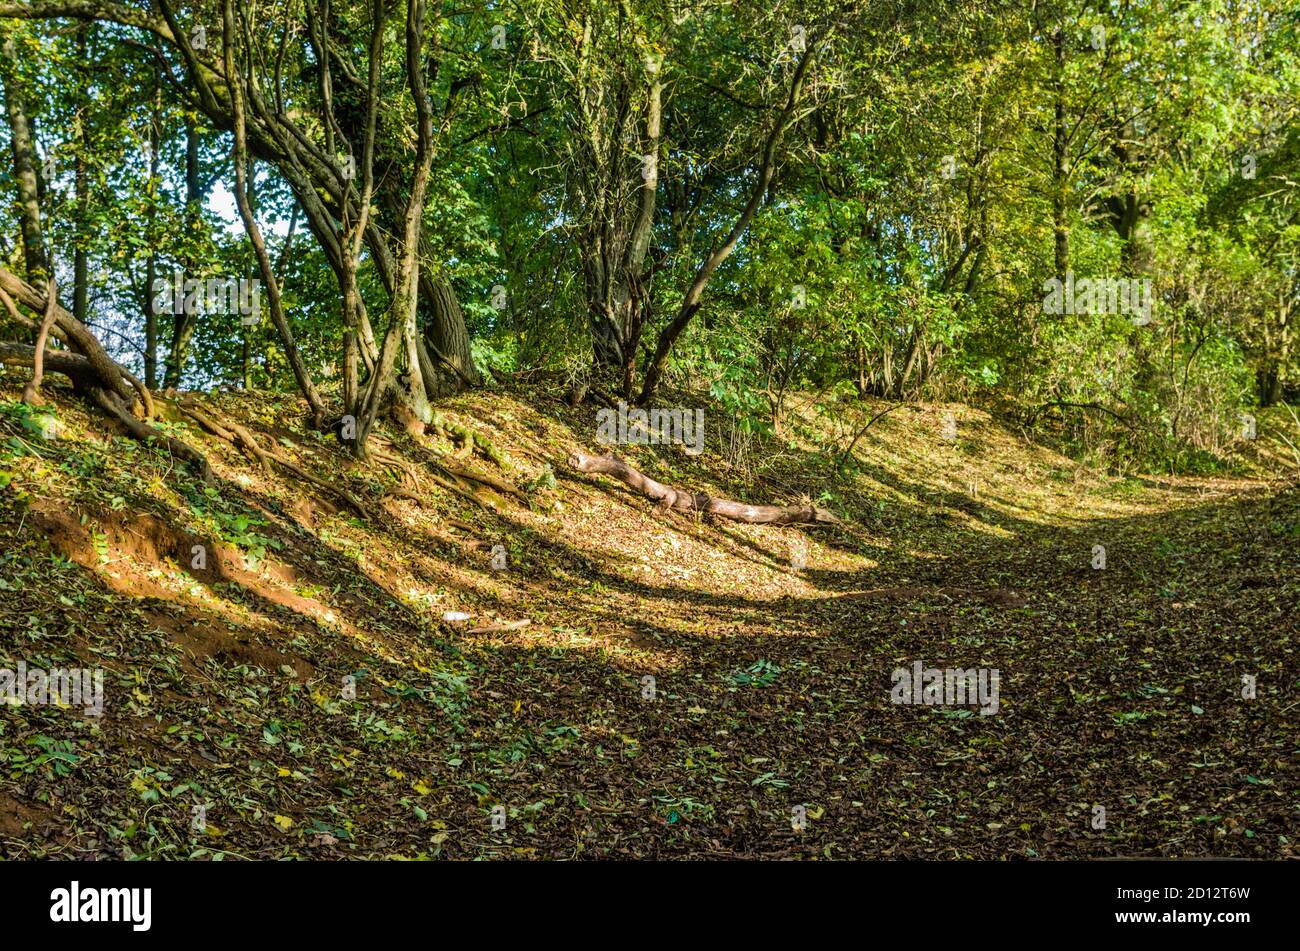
<box><xmin>0</xmin><ymin>380</ymin><xmax>1296</xmax><ymax>859</ymax></box>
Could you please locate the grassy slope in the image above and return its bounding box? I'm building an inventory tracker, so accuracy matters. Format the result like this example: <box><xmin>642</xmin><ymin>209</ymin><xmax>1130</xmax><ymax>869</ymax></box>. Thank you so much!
<box><xmin>0</xmin><ymin>377</ymin><xmax>1296</xmax><ymax>859</ymax></box>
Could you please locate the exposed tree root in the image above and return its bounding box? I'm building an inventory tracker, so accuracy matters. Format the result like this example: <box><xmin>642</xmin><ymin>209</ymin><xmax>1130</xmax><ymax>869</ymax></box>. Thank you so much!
<box><xmin>373</xmin><ymin>439</ymin><xmax>513</xmax><ymax>512</ymax></box>
<box><xmin>2</xmin><ymin>266</ymin><xmax>179</xmax><ymax>480</ymax></box>
<box><xmin>0</xmin><ymin>267</ymin><xmax>154</xmax><ymax>419</ymax></box>
<box><xmin>427</xmin><ymin>470</ymin><xmax>498</xmax><ymax>510</ymax></box>
<box><xmin>177</xmin><ymin>400</ymin><xmax>368</xmax><ymax>518</ymax></box>
<box><xmin>93</xmin><ymin>387</ymin><xmax>211</xmax><ymax>479</ymax></box>
<box><xmin>569</xmin><ymin>451</ymin><xmax>840</xmax><ymax>525</ymax></box>
<box><xmin>0</xmin><ymin>342</ymin><xmax>96</xmax><ymax>380</ymax></box>
<box><xmin>386</xmin><ymin>456</ymin><xmax>492</xmax><ymax>511</ymax></box>
<box><xmin>0</xmin><ymin>342</ymin><xmax>210</xmax><ymax>479</ymax></box>
<box><xmin>440</xmin><ymin>456</ymin><xmax>528</xmax><ymax>504</ymax></box>
<box><xmin>427</xmin><ymin>410</ymin><xmax>509</xmax><ymax>468</ymax></box>
<box><xmin>20</xmin><ymin>278</ymin><xmax>58</xmax><ymax>406</ymax></box>
<box><xmin>361</xmin><ymin>397</ymin><xmax>536</xmax><ymax>509</ymax></box>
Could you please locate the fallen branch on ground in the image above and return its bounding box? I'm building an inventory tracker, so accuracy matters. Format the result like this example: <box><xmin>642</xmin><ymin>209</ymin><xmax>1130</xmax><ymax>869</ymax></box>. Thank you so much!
<box><xmin>569</xmin><ymin>451</ymin><xmax>839</xmax><ymax>525</ymax></box>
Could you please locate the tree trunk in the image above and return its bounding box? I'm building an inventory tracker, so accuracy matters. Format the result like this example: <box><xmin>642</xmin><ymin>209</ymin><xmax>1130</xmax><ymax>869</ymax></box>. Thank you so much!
<box><xmin>419</xmin><ymin>273</ymin><xmax>480</xmax><ymax>397</ymax></box>
<box><xmin>72</xmin><ymin>24</ymin><xmax>90</xmax><ymax>323</ymax></box>
<box><xmin>0</xmin><ymin>265</ymin><xmax>140</xmax><ymax>405</ymax></box>
<box><xmin>21</xmin><ymin>278</ymin><xmax>59</xmax><ymax>405</ymax></box>
<box><xmin>0</xmin><ymin>31</ymin><xmax>49</xmax><ymax>282</ymax></box>
<box><xmin>638</xmin><ymin>39</ymin><xmax>816</xmax><ymax>405</ymax></box>
<box><xmin>144</xmin><ymin>254</ymin><xmax>158</xmax><ymax>389</ymax></box>
<box><xmin>352</xmin><ymin>0</ymin><xmax>436</xmax><ymax>455</ymax></box>
<box><xmin>223</xmin><ymin>0</ymin><xmax>324</xmax><ymax>425</ymax></box>
<box><xmin>343</xmin><ymin>330</ymin><xmax>358</xmax><ymax>416</ymax></box>
<box><xmin>143</xmin><ymin>80</ymin><xmax>161</xmax><ymax>390</ymax></box>
<box><xmin>1257</xmin><ymin>365</ymin><xmax>1281</xmax><ymax>407</ymax></box>
<box><xmin>164</xmin><ymin>121</ymin><xmax>203</xmax><ymax>388</ymax></box>
<box><xmin>1051</xmin><ymin>29</ymin><xmax>1069</xmax><ymax>281</ymax></box>
<box><xmin>564</xmin><ymin>22</ymin><xmax>662</xmax><ymax>397</ymax></box>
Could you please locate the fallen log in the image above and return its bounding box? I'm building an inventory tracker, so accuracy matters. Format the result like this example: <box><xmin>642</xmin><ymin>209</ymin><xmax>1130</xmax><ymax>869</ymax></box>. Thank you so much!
<box><xmin>569</xmin><ymin>451</ymin><xmax>839</xmax><ymax>525</ymax></box>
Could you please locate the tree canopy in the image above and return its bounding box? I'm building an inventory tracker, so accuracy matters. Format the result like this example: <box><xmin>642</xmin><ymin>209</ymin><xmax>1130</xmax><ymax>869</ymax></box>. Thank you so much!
<box><xmin>0</xmin><ymin>0</ymin><xmax>1296</xmax><ymax>465</ymax></box>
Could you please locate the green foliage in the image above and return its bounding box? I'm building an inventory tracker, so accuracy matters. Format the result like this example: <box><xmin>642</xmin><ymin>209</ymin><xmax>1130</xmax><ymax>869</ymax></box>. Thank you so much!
<box><xmin>180</xmin><ymin>483</ymin><xmax>283</xmax><ymax>564</ymax></box>
<box><xmin>0</xmin><ymin>0</ymin><xmax>1296</xmax><ymax>473</ymax></box>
